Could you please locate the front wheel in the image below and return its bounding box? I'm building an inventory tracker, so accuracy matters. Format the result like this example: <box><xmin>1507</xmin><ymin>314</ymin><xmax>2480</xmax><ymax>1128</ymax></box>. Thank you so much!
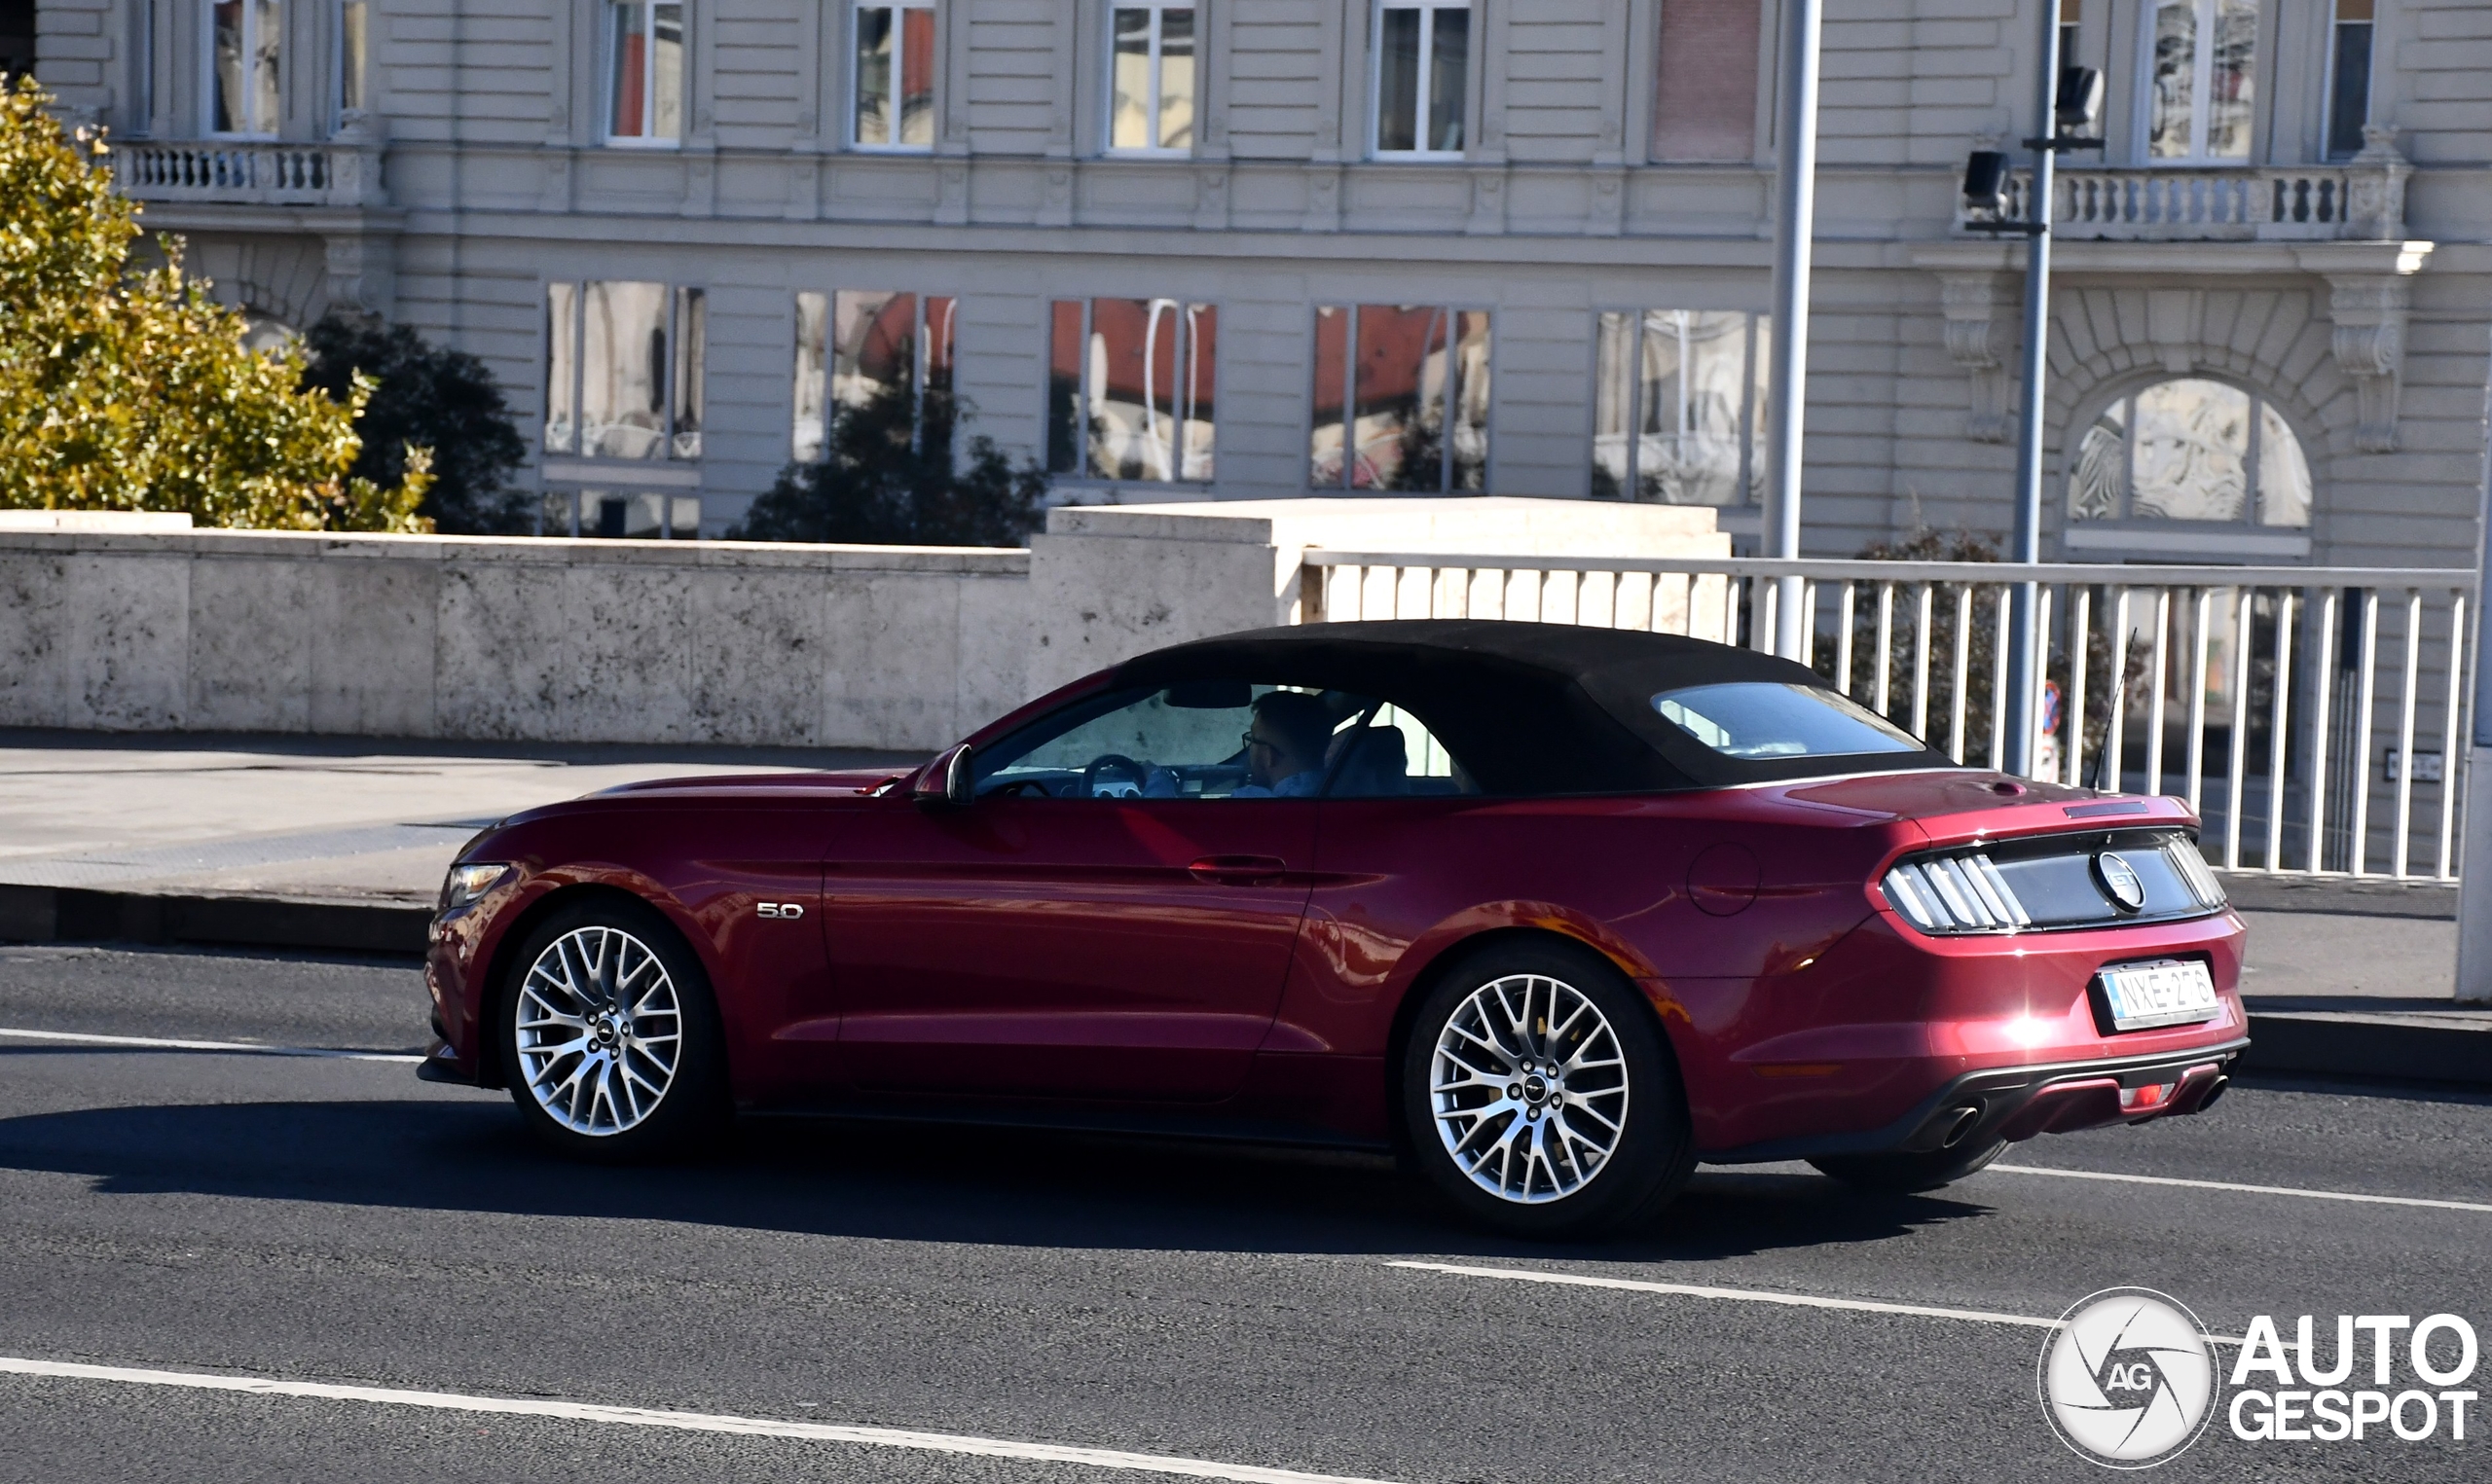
<box><xmin>1809</xmin><ymin>1139</ymin><xmax>2008</xmax><ymax>1194</ymax></box>
<box><xmin>1400</xmin><ymin>941</ymin><xmax>1695</xmax><ymax>1238</ymax></box>
<box><xmin>501</xmin><ymin>900</ymin><xmax>728</xmax><ymax>1161</ymax></box>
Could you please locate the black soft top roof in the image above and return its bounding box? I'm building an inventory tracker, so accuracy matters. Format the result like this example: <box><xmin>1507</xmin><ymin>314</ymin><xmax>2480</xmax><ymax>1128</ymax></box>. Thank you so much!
<box><xmin>1114</xmin><ymin>620</ymin><xmax>1957</xmax><ymax>793</ymax></box>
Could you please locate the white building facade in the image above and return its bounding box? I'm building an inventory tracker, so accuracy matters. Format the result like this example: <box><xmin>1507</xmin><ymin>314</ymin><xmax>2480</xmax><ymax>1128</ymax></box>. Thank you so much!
<box><xmin>29</xmin><ymin>0</ymin><xmax>2491</xmax><ymax>563</ymax></box>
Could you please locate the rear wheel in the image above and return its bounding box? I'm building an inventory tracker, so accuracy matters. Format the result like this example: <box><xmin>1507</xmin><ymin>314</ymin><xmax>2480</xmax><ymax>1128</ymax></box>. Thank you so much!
<box><xmin>1400</xmin><ymin>941</ymin><xmax>1694</xmax><ymax>1238</ymax></box>
<box><xmin>1809</xmin><ymin>1139</ymin><xmax>2008</xmax><ymax>1194</ymax></box>
<box><xmin>501</xmin><ymin>900</ymin><xmax>728</xmax><ymax>1161</ymax></box>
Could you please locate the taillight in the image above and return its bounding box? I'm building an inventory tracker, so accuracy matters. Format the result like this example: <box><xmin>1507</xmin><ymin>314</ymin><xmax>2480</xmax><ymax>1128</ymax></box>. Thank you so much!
<box><xmin>1881</xmin><ymin>833</ymin><xmax>2224</xmax><ymax>936</ymax></box>
<box><xmin>1883</xmin><ymin>853</ymin><xmax>2032</xmax><ymax>933</ymax></box>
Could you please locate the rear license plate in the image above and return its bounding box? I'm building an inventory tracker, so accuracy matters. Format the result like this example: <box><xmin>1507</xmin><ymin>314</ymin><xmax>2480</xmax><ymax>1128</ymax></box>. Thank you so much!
<box><xmin>2098</xmin><ymin>959</ymin><xmax>2219</xmax><ymax>1032</ymax></box>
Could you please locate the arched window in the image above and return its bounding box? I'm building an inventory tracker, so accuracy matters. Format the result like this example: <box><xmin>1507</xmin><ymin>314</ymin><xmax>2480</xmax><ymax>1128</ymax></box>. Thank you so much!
<box><xmin>2067</xmin><ymin>378</ymin><xmax>2311</xmax><ymax>530</ymax></box>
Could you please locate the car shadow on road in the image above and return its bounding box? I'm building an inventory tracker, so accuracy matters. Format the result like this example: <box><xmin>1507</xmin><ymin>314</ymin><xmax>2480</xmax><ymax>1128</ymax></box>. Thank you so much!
<box><xmin>0</xmin><ymin>1086</ymin><xmax>1993</xmax><ymax>1265</ymax></box>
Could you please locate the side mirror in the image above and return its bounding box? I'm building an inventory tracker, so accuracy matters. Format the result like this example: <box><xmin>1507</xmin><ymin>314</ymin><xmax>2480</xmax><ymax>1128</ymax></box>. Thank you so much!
<box><xmin>913</xmin><ymin>743</ymin><xmax>973</xmax><ymax>809</ymax></box>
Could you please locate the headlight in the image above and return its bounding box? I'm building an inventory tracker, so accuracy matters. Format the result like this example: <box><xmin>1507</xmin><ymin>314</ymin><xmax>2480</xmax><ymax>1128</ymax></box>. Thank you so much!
<box><xmin>438</xmin><ymin>862</ymin><xmax>513</xmax><ymax>914</ymax></box>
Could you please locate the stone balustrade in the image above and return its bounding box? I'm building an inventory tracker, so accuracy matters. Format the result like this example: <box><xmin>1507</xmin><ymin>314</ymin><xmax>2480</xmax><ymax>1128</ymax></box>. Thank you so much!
<box><xmin>1964</xmin><ymin>131</ymin><xmax>2413</xmax><ymax>243</ymax></box>
<box><xmin>113</xmin><ymin>139</ymin><xmax>385</xmax><ymax>210</ymax></box>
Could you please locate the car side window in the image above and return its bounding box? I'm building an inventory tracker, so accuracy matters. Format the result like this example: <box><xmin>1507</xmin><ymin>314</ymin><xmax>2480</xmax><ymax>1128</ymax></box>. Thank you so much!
<box><xmin>973</xmin><ymin>681</ymin><xmax>1375</xmax><ymax>800</ymax></box>
<box><xmin>1324</xmin><ymin>704</ymin><xmax>1482</xmax><ymax>798</ymax></box>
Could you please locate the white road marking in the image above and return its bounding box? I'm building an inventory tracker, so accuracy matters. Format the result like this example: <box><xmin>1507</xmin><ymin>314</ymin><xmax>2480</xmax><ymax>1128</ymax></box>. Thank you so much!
<box><xmin>1389</xmin><ymin>1262</ymin><xmax>2248</xmax><ymax>1345</ymax></box>
<box><xmin>0</xmin><ymin>1027</ymin><xmax>423</xmax><ymax>1065</ymax></box>
<box><xmin>1988</xmin><ymin>1161</ymin><xmax>2492</xmax><ymax>1215</ymax></box>
<box><xmin>0</xmin><ymin>1356</ymin><xmax>1404</xmax><ymax>1484</ymax></box>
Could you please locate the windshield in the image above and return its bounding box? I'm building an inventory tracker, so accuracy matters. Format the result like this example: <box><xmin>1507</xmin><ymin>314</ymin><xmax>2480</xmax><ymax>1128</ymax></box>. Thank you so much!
<box><xmin>1650</xmin><ymin>682</ymin><xmax>1923</xmax><ymax>760</ymax></box>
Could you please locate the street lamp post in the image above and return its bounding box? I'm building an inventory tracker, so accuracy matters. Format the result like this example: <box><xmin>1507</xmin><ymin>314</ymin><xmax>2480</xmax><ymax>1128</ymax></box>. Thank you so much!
<box><xmin>1762</xmin><ymin>0</ymin><xmax>1822</xmax><ymax>661</ymax></box>
<box><xmin>1962</xmin><ymin>11</ymin><xmax>2104</xmax><ymax>776</ymax></box>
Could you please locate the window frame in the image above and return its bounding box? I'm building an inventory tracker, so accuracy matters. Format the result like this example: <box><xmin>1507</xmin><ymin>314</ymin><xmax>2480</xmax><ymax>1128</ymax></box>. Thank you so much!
<box><xmin>851</xmin><ymin>0</ymin><xmax>938</xmax><ymax>153</ymax></box>
<box><xmin>2133</xmin><ymin>0</ymin><xmax>2260</xmax><ymax>167</ymax></box>
<box><xmin>1589</xmin><ymin>308</ymin><xmax>1769</xmax><ymax>507</ymax></box>
<box><xmin>203</xmin><ymin>0</ymin><xmax>283</xmax><ymax>140</ymax></box>
<box><xmin>2322</xmin><ymin>0</ymin><xmax>2373</xmax><ymax>162</ymax></box>
<box><xmin>1309</xmin><ymin>303</ymin><xmax>1491</xmax><ymax>494</ymax></box>
<box><xmin>542</xmin><ymin>278</ymin><xmax>707</xmax><ymax>466</ymax></box>
<box><xmin>2064</xmin><ymin>376</ymin><xmax>2313</xmax><ymax>535</ymax></box>
<box><xmin>333</xmin><ymin>0</ymin><xmax>369</xmax><ymax>128</ymax></box>
<box><xmin>1370</xmin><ymin>0</ymin><xmax>1472</xmax><ymax>162</ymax></box>
<box><xmin>1046</xmin><ymin>297</ymin><xmax>1219</xmax><ymax>487</ymax></box>
<box><xmin>603</xmin><ymin>0</ymin><xmax>686</xmax><ymax>149</ymax></box>
<box><xmin>1104</xmin><ymin>3</ymin><xmax>1198</xmax><ymax>158</ymax></box>
<box><xmin>790</xmin><ymin>289</ymin><xmax>960</xmax><ymax>463</ymax></box>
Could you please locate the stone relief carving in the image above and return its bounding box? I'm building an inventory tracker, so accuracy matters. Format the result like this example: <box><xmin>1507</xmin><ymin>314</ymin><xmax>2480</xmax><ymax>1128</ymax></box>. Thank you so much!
<box><xmin>1936</xmin><ymin>270</ymin><xmax>2016</xmax><ymax>443</ymax></box>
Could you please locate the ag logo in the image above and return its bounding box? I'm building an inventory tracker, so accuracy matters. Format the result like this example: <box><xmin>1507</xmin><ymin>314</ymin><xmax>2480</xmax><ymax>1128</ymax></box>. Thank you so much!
<box><xmin>2039</xmin><ymin>1287</ymin><xmax>2218</xmax><ymax>1468</ymax></box>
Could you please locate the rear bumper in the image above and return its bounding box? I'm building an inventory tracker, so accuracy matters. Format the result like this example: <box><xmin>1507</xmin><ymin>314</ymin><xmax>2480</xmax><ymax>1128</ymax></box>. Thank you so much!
<box><xmin>1700</xmin><ymin>1036</ymin><xmax>2247</xmax><ymax>1165</ymax></box>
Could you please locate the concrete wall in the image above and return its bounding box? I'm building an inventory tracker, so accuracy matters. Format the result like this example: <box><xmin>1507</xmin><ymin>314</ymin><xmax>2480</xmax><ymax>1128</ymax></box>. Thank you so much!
<box><xmin>0</xmin><ymin>498</ymin><xmax>1728</xmax><ymax>750</ymax></box>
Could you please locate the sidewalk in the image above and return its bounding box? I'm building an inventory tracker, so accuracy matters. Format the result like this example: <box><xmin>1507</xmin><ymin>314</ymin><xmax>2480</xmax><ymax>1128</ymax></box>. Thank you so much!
<box><xmin>2</xmin><ymin>730</ymin><xmax>2481</xmax><ymax>1088</ymax></box>
<box><xmin>0</xmin><ymin>730</ymin><xmax>916</xmax><ymax>955</ymax></box>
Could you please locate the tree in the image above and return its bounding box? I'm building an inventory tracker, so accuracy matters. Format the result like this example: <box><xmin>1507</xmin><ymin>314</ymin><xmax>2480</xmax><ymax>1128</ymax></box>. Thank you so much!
<box><xmin>298</xmin><ymin>312</ymin><xmax>531</xmax><ymax>534</ymax></box>
<box><xmin>0</xmin><ymin>78</ymin><xmax>427</xmax><ymax>530</ymax></box>
<box><xmin>730</xmin><ymin>380</ymin><xmax>1048</xmax><ymax>547</ymax></box>
<box><xmin>1813</xmin><ymin>528</ymin><xmax>2139</xmax><ymax>775</ymax></box>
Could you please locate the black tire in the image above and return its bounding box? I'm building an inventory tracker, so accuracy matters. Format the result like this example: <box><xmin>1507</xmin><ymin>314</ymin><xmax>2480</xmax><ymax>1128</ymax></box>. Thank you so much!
<box><xmin>1809</xmin><ymin>1139</ymin><xmax>2009</xmax><ymax>1194</ymax></box>
<box><xmin>500</xmin><ymin>897</ymin><xmax>730</xmax><ymax>1162</ymax></box>
<box><xmin>1400</xmin><ymin>939</ymin><xmax>1695</xmax><ymax>1238</ymax></box>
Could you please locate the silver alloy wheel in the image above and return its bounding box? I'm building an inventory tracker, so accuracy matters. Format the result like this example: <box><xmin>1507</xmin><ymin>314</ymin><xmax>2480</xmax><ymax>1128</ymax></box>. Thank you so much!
<box><xmin>515</xmin><ymin>925</ymin><xmax>682</xmax><ymax>1137</ymax></box>
<box><xmin>1429</xmin><ymin>972</ymin><xmax>1630</xmax><ymax>1204</ymax></box>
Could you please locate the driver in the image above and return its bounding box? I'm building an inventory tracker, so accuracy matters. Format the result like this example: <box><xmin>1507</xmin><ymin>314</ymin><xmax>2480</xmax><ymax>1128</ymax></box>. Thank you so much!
<box><xmin>1232</xmin><ymin>690</ymin><xmax>1335</xmax><ymax>797</ymax></box>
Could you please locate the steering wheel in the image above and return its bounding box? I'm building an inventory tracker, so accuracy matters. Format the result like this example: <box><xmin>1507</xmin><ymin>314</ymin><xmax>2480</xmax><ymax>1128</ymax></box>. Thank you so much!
<box><xmin>1082</xmin><ymin>754</ymin><xmax>1149</xmax><ymax>799</ymax></box>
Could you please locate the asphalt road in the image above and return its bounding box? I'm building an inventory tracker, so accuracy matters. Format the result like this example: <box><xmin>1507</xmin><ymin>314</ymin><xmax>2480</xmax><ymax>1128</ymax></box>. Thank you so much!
<box><xmin>0</xmin><ymin>943</ymin><xmax>2484</xmax><ymax>1483</ymax></box>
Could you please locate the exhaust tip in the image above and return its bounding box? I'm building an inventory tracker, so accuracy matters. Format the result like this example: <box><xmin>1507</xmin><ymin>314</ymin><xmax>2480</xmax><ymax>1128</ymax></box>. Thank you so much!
<box><xmin>2193</xmin><ymin>1075</ymin><xmax>2228</xmax><ymax>1113</ymax></box>
<box><xmin>1939</xmin><ymin>1104</ymin><xmax>1984</xmax><ymax>1148</ymax></box>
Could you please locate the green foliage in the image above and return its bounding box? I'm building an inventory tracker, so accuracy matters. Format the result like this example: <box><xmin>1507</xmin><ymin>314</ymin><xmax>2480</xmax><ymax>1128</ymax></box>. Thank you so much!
<box><xmin>730</xmin><ymin>380</ymin><xmax>1048</xmax><ymax>547</ymax></box>
<box><xmin>1813</xmin><ymin>528</ymin><xmax>2141</xmax><ymax>775</ymax></box>
<box><xmin>299</xmin><ymin>312</ymin><xmax>531</xmax><ymax>534</ymax></box>
<box><xmin>0</xmin><ymin>77</ymin><xmax>426</xmax><ymax>531</ymax></box>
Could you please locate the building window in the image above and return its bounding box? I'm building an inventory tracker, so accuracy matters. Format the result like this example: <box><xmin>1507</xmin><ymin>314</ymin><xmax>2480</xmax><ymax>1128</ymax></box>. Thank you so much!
<box><xmin>335</xmin><ymin>0</ymin><xmax>368</xmax><ymax>125</ymax></box>
<box><xmin>208</xmin><ymin>0</ymin><xmax>282</xmax><ymax>137</ymax></box>
<box><xmin>1047</xmin><ymin>299</ymin><xmax>1218</xmax><ymax>484</ymax></box>
<box><xmin>1309</xmin><ymin>305</ymin><xmax>1489</xmax><ymax>492</ymax></box>
<box><xmin>2144</xmin><ymin>0</ymin><xmax>2256</xmax><ymax>163</ymax></box>
<box><xmin>605</xmin><ymin>1</ymin><xmax>684</xmax><ymax>144</ymax></box>
<box><xmin>2326</xmin><ymin>0</ymin><xmax>2372</xmax><ymax>160</ymax></box>
<box><xmin>1650</xmin><ymin>0</ymin><xmax>1758</xmax><ymax>163</ymax></box>
<box><xmin>791</xmin><ymin>290</ymin><xmax>957</xmax><ymax>462</ymax></box>
<box><xmin>1374</xmin><ymin>2</ymin><xmax>1468</xmax><ymax>158</ymax></box>
<box><xmin>854</xmin><ymin>1</ymin><xmax>935</xmax><ymax>150</ymax></box>
<box><xmin>1109</xmin><ymin>5</ymin><xmax>1195</xmax><ymax>155</ymax></box>
<box><xmin>1591</xmin><ymin>309</ymin><xmax>1768</xmax><ymax>505</ymax></box>
<box><xmin>2068</xmin><ymin>379</ymin><xmax>2311</xmax><ymax>529</ymax></box>
<box><xmin>542</xmin><ymin>489</ymin><xmax>706</xmax><ymax>539</ymax></box>
<box><xmin>543</xmin><ymin>280</ymin><xmax>705</xmax><ymax>462</ymax></box>
<box><xmin>2060</xmin><ymin>0</ymin><xmax>2080</xmax><ymax>68</ymax></box>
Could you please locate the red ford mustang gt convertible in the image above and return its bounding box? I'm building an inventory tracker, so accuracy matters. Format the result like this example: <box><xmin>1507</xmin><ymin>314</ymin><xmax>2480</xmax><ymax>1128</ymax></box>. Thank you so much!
<box><xmin>421</xmin><ymin>621</ymin><xmax>2246</xmax><ymax>1235</ymax></box>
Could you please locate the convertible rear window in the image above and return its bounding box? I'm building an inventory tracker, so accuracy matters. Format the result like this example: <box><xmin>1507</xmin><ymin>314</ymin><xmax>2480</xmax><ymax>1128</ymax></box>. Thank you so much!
<box><xmin>1650</xmin><ymin>682</ymin><xmax>1922</xmax><ymax>760</ymax></box>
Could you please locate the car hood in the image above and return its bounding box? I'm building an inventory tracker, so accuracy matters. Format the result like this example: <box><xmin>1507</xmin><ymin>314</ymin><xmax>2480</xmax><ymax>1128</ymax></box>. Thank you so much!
<box><xmin>587</xmin><ymin>768</ymin><xmax>906</xmax><ymax>799</ymax></box>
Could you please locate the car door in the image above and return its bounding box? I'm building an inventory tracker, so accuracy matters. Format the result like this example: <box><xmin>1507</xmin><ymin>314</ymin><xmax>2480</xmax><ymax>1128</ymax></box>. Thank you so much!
<box><xmin>822</xmin><ymin>679</ymin><xmax>1345</xmax><ymax>1103</ymax></box>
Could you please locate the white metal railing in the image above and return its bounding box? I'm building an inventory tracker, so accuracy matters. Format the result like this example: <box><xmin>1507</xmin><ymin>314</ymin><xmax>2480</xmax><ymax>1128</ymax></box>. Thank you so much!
<box><xmin>1972</xmin><ymin>163</ymin><xmax>2391</xmax><ymax>242</ymax></box>
<box><xmin>1300</xmin><ymin>552</ymin><xmax>2476</xmax><ymax>885</ymax></box>
<box><xmin>114</xmin><ymin>140</ymin><xmax>385</xmax><ymax>208</ymax></box>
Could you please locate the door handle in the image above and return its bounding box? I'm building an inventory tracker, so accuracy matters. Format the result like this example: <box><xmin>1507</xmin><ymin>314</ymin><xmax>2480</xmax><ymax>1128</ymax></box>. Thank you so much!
<box><xmin>1189</xmin><ymin>854</ymin><xmax>1290</xmax><ymax>886</ymax></box>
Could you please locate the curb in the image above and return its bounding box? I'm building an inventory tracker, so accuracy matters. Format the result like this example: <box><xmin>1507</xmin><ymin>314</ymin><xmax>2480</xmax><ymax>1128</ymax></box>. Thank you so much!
<box><xmin>0</xmin><ymin>884</ymin><xmax>427</xmax><ymax>959</ymax></box>
<box><xmin>2237</xmin><ymin>1009</ymin><xmax>2491</xmax><ymax>1091</ymax></box>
